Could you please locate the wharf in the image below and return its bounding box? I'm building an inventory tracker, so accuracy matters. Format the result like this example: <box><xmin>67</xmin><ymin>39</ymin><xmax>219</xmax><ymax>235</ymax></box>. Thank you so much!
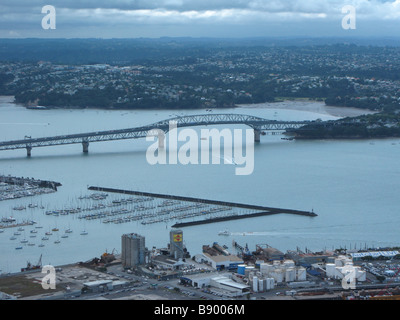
<box><xmin>88</xmin><ymin>186</ymin><xmax>317</xmax><ymax>227</ymax></box>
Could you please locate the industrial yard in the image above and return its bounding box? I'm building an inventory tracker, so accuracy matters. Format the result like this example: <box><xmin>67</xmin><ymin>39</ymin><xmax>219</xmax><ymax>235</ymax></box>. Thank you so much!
<box><xmin>1</xmin><ymin>226</ymin><xmax>400</xmax><ymax>300</ymax></box>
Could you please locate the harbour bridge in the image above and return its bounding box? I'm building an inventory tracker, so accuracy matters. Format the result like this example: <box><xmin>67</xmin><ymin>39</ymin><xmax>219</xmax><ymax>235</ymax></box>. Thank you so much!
<box><xmin>0</xmin><ymin>113</ymin><xmax>312</xmax><ymax>157</ymax></box>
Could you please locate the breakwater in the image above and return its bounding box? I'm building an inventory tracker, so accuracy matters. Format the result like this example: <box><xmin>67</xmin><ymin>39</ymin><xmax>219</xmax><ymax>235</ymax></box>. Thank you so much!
<box><xmin>88</xmin><ymin>186</ymin><xmax>317</xmax><ymax>227</ymax></box>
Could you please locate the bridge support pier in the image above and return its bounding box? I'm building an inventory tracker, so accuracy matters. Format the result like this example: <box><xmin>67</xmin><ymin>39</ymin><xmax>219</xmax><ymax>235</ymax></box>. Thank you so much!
<box><xmin>158</xmin><ymin>131</ymin><xmax>165</xmax><ymax>149</ymax></box>
<box><xmin>26</xmin><ymin>146</ymin><xmax>32</xmax><ymax>157</ymax></box>
<box><xmin>254</xmin><ymin>129</ymin><xmax>261</xmax><ymax>143</ymax></box>
<box><xmin>82</xmin><ymin>141</ymin><xmax>89</xmax><ymax>153</ymax></box>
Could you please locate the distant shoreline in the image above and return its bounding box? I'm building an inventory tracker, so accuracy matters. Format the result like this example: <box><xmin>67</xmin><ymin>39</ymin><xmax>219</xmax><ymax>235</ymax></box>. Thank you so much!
<box><xmin>2</xmin><ymin>95</ymin><xmax>377</xmax><ymax>117</ymax></box>
<box><xmin>238</xmin><ymin>100</ymin><xmax>377</xmax><ymax>118</ymax></box>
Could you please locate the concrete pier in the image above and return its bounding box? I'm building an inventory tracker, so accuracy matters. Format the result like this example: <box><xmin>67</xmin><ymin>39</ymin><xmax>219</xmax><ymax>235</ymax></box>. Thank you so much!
<box><xmin>26</xmin><ymin>146</ymin><xmax>32</xmax><ymax>157</ymax></box>
<box><xmin>254</xmin><ymin>129</ymin><xmax>261</xmax><ymax>143</ymax></box>
<box><xmin>82</xmin><ymin>141</ymin><xmax>89</xmax><ymax>153</ymax></box>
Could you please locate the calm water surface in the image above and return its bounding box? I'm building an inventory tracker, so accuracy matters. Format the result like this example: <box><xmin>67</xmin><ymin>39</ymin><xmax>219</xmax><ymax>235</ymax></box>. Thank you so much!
<box><xmin>0</xmin><ymin>96</ymin><xmax>399</xmax><ymax>273</ymax></box>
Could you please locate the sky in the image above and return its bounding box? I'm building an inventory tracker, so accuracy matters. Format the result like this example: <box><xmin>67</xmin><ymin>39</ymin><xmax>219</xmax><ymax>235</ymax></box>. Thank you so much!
<box><xmin>2</xmin><ymin>0</ymin><xmax>400</xmax><ymax>38</ymax></box>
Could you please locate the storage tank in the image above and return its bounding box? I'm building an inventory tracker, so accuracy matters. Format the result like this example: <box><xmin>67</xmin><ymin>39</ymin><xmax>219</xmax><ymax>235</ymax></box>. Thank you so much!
<box><xmin>297</xmin><ymin>267</ymin><xmax>307</xmax><ymax>281</ymax></box>
<box><xmin>271</xmin><ymin>269</ymin><xmax>284</xmax><ymax>283</ymax></box>
<box><xmin>258</xmin><ymin>279</ymin><xmax>265</xmax><ymax>292</ymax></box>
<box><xmin>285</xmin><ymin>268</ymin><xmax>296</xmax><ymax>282</ymax></box>
<box><xmin>237</xmin><ymin>264</ymin><xmax>246</xmax><ymax>275</ymax></box>
<box><xmin>245</xmin><ymin>266</ymin><xmax>255</xmax><ymax>278</ymax></box>
<box><xmin>273</xmin><ymin>260</ymin><xmax>281</xmax><ymax>267</ymax></box>
<box><xmin>252</xmin><ymin>276</ymin><xmax>258</xmax><ymax>292</ymax></box>
<box><xmin>266</xmin><ymin>278</ymin><xmax>275</xmax><ymax>290</ymax></box>
<box><xmin>284</xmin><ymin>260</ymin><xmax>295</xmax><ymax>268</ymax></box>
<box><xmin>260</xmin><ymin>263</ymin><xmax>273</xmax><ymax>276</ymax></box>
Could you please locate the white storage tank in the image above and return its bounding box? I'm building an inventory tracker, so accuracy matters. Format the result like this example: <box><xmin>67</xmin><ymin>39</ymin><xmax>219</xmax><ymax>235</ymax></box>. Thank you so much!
<box><xmin>266</xmin><ymin>278</ymin><xmax>275</xmax><ymax>290</ymax></box>
<box><xmin>245</xmin><ymin>266</ymin><xmax>255</xmax><ymax>278</ymax></box>
<box><xmin>285</xmin><ymin>268</ymin><xmax>296</xmax><ymax>282</ymax></box>
<box><xmin>258</xmin><ymin>279</ymin><xmax>265</xmax><ymax>292</ymax></box>
<box><xmin>284</xmin><ymin>260</ymin><xmax>295</xmax><ymax>268</ymax></box>
<box><xmin>260</xmin><ymin>263</ymin><xmax>273</xmax><ymax>276</ymax></box>
<box><xmin>253</xmin><ymin>276</ymin><xmax>258</xmax><ymax>292</ymax></box>
<box><xmin>297</xmin><ymin>267</ymin><xmax>307</xmax><ymax>281</ymax></box>
<box><xmin>271</xmin><ymin>269</ymin><xmax>284</xmax><ymax>283</ymax></box>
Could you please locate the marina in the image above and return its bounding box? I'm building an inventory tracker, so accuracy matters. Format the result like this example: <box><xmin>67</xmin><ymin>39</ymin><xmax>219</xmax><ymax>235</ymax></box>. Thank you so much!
<box><xmin>0</xmin><ymin>175</ymin><xmax>60</xmax><ymax>202</ymax></box>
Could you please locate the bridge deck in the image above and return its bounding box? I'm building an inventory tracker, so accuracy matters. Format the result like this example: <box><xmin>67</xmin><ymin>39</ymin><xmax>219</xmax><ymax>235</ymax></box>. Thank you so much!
<box><xmin>0</xmin><ymin>113</ymin><xmax>311</xmax><ymax>153</ymax></box>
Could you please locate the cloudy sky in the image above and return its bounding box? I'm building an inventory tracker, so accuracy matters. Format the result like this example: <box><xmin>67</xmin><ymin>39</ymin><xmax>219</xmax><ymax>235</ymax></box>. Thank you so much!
<box><xmin>2</xmin><ymin>0</ymin><xmax>400</xmax><ymax>38</ymax></box>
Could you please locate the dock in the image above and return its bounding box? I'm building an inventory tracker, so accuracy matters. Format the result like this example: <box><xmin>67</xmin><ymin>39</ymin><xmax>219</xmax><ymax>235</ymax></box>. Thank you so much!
<box><xmin>88</xmin><ymin>186</ymin><xmax>317</xmax><ymax>227</ymax></box>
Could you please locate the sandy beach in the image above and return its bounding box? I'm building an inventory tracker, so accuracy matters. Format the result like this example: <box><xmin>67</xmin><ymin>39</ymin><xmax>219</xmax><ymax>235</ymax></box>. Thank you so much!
<box><xmin>238</xmin><ymin>100</ymin><xmax>377</xmax><ymax>118</ymax></box>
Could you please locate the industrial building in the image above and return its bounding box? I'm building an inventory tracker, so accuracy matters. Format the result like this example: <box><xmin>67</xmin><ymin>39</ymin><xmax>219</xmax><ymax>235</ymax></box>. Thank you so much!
<box><xmin>195</xmin><ymin>243</ymin><xmax>244</xmax><ymax>271</ymax></box>
<box><xmin>121</xmin><ymin>233</ymin><xmax>147</xmax><ymax>268</ymax></box>
<box><xmin>180</xmin><ymin>273</ymin><xmax>250</xmax><ymax>297</ymax></box>
<box><xmin>82</xmin><ymin>279</ymin><xmax>129</xmax><ymax>293</ymax></box>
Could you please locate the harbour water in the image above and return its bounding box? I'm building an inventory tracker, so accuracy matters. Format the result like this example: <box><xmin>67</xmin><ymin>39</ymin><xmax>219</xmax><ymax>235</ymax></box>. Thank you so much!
<box><xmin>0</xmin><ymin>96</ymin><xmax>399</xmax><ymax>273</ymax></box>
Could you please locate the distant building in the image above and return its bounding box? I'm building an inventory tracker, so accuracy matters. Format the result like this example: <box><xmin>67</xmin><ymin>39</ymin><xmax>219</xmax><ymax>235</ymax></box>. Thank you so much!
<box><xmin>121</xmin><ymin>233</ymin><xmax>146</xmax><ymax>268</ymax></box>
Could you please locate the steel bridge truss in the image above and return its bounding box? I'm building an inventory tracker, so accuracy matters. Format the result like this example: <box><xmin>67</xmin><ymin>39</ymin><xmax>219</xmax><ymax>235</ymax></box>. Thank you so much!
<box><xmin>0</xmin><ymin>113</ymin><xmax>311</xmax><ymax>155</ymax></box>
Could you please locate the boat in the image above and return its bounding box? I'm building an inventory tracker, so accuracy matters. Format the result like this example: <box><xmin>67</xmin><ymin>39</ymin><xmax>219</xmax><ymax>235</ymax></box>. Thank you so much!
<box><xmin>20</xmin><ymin>239</ymin><xmax>28</xmax><ymax>243</ymax></box>
<box><xmin>15</xmin><ymin>247</ymin><xmax>23</xmax><ymax>250</ymax></box>
<box><xmin>13</xmin><ymin>232</ymin><xmax>21</xmax><ymax>236</ymax></box>
<box><xmin>65</xmin><ymin>228</ymin><xmax>73</xmax><ymax>233</ymax></box>
<box><xmin>52</xmin><ymin>228</ymin><xmax>59</xmax><ymax>232</ymax></box>
<box><xmin>10</xmin><ymin>236</ymin><xmax>17</xmax><ymax>240</ymax></box>
<box><xmin>45</xmin><ymin>231</ymin><xmax>52</xmax><ymax>236</ymax></box>
<box><xmin>80</xmin><ymin>230</ymin><xmax>88</xmax><ymax>235</ymax></box>
<box><xmin>38</xmin><ymin>244</ymin><xmax>45</xmax><ymax>247</ymax></box>
<box><xmin>218</xmin><ymin>230</ymin><xmax>230</xmax><ymax>236</ymax></box>
<box><xmin>21</xmin><ymin>255</ymin><xmax>42</xmax><ymax>272</ymax></box>
<box><xmin>54</xmin><ymin>240</ymin><xmax>60</xmax><ymax>244</ymax></box>
<box><xmin>41</xmin><ymin>236</ymin><xmax>49</xmax><ymax>241</ymax></box>
<box><xmin>61</xmin><ymin>234</ymin><xmax>68</xmax><ymax>238</ymax></box>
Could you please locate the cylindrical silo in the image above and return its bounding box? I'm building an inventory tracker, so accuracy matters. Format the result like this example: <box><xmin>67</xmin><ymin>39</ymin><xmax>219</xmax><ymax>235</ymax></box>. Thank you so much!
<box><xmin>297</xmin><ymin>267</ymin><xmax>307</xmax><ymax>281</ymax></box>
<box><xmin>285</xmin><ymin>268</ymin><xmax>296</xmax><ymax>282</ymax></box>
<box><xmin>237</xmin><ymin>264</ymin><xmax>246</xmax><ymax>275</ymax></box>
<box><xmin>252</xmin><ymin>276</ymin><xmax>258</xmax><ymax>292</ymax></box>
<box><xmin>258</xmin><ymin>279</ymin><xmax>264</xmax><ymax>292</ymax></box>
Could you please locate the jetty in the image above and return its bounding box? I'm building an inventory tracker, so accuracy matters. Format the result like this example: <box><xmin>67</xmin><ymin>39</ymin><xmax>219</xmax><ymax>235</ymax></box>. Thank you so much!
<box><xmin>88</xmin><ymin>186</ymin><xmax>317</xmax><ymax>227</ymax></box>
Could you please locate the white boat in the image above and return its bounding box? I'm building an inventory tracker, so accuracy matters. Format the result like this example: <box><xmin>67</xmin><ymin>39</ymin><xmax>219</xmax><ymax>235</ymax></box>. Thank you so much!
<box><xmin>218</xmin><ymin>230</ymin><xmax>230</xmax><ymax>236</ymax></box>
<box><xmin>80</xmin><ymin>230</ymin><xmax>88</xmax><ymax>235</ymax></box>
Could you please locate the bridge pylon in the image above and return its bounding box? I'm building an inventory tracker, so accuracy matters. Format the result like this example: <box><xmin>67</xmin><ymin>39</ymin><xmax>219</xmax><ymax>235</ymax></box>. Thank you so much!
<box><xmin>82</xmin><ymin>141</ymin><xmax>89</xmax><ymax>153</ymax></box>
<box><xmin>254</xmin><ymin>128</ymin><xmax>261</xmax><ymax>143</ymax></box>
<box><xmin>26</xmin><ymin>146</ymin><xmax>32</xmax><ymax>157</ymax></box>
